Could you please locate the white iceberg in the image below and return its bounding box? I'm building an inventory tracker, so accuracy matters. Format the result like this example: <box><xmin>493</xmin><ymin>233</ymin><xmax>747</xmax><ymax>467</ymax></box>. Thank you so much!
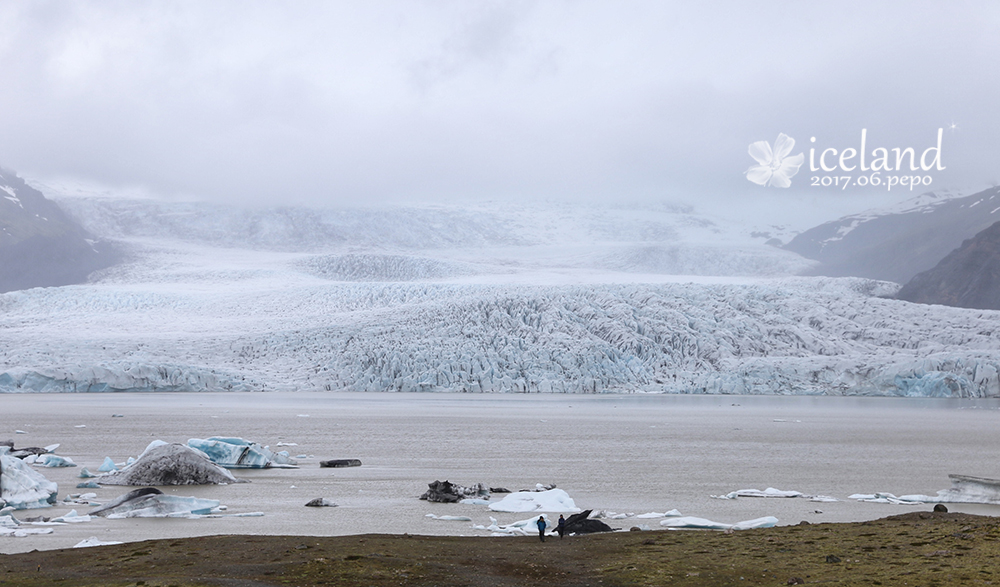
<box><xmin>0</xmin><ymin>454</ymin><xmax>59</xmax><ymax>509</ymax></box>
<box><xmin>52</xmin><ymin>509</ymin><xmax>92</xmax><ymax>523</ymax></box>
<box><xmin>488</xmin><ymin>488</ymin><xmax>581</xmax><ymax>513</ymax></box>
<box><xmin>660</xmin><ymin>515</ymin><xmax>778</xmax><ymax>530</ymax></box>
<box><xmin>74</xmin><ymin>536</ymin><xmax>124</xmax><ymax>548</ymax></box>
<box><xmin>712</xmin><ymin>487</ymin><xmax>838</xmax><ymax>502</ymax></box>
<box><xmin>188</xmin><ymin>437</ymin><xmax>297</xmax><ymax>469</ymax></box>
<box><xmin>635</xmin><ymin>509</ymin><xmax>683</xmax><ymax>519</ymax></box>
<box><xmin>97</xmin><ymin>457</ymin><xmax>118</xmax><ymax>472</ymax></box>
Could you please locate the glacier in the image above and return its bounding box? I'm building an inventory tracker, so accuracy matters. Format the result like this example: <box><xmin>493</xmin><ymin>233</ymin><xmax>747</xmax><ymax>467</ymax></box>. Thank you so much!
<box><xmin>0</xmin><ymin>194</ymin><xmax>997</xmax><ymax>398</ymax></box>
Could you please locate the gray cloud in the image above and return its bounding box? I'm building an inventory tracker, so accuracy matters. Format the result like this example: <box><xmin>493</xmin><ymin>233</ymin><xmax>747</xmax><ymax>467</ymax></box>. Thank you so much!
<box><xmin>0</xmin><ymin>1</ymin><xmax>996</xmax><ymax>220</ymax></box>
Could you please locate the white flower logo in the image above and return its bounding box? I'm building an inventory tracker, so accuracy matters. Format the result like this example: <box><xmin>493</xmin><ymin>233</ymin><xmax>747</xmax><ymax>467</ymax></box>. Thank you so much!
<box><xmin>745</xmin><ymin>133</ymin><xmax>805</xmax><ymax>188</ymax></box>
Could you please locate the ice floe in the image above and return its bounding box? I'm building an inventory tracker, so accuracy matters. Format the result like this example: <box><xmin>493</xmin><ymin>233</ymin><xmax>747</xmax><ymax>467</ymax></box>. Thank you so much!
<box><xmin>474</xmin><ymin>514</ymin><xmax>556</xmax><ymax>536</ymax></box>
<box><xmin>0</xmin><ymin>454</ymin><xmax>59</xmax><ymax>509</ymax></box>
<box><xmin>712</xmin><ymin>487</ymin><xmax>838</xmax><ymax>502</ymax></box>
<box><xmin>425</xmin><ymin>514</ymin><xmax>472</xmax><ymax>521</ymax></box>
<box><xmin>188</xmin><ymin>437</ymin><xmax>297</xmax><ymax>469</ymax></box>
<box><xmin>635</xmin><ymin>510</ymin><xmax>683</xmax><ymax>519</ymax></box>
<box><xmin>33</xmin><ymin>454</ymin><xmax>76</xmax><ymax>467</ymax></box>
<box><xmin>74</xmin><ymin>536</ymin><xmax>124</xmax><ymax>548</ymax></box>
<box><xmin>852</xmin><ymin>474</ymin><xmax>1000</xmax><ymax>505</ymax></box>
<box><xmin>660</xmin><ymin>515</ymin><xmax>778</xmax><ymax>530</ymax></box>
<box><xmin>488</xmin><ymin>488</ymin><xmax>581</xmax><ymax>513</ymax></box>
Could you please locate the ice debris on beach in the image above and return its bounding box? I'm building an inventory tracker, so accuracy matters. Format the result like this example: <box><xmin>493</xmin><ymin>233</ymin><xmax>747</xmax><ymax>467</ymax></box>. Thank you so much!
<box><xmin>0</xmin><ymin>454</ymin><xmax>59</xmax><ymax>509</ymax></box>
<box><xmin>98</xmin><ymin>442</ymin><xmax>241</xmax><ymax>485</ymax></box>
<box><xmin>188</xmin><ymin>437</ymin><xmax>297</xmax><ymax>469</ymax></box>
<box><xmin>488</xmin><ymin>488</ymin><xmax>581</xmax><ymax>513</ymax></box>
<box><xmin>474</xmin><ymin>514</ymin><xmax>556</xmax><ymax>536</ymax></box>
<box><xmin>712</xmin><ymin>487</ymin><xmax>838</xmax><ymax>502</ymax></box>
<box><xmin>660</xmin><ymin>516</ymin><xmax>778</xmax><ymax>530</ymax></box>
<box><xmin>97</xmin><ymin>457</ymin><xmax>118</xmax><ymax>472</ymax></box>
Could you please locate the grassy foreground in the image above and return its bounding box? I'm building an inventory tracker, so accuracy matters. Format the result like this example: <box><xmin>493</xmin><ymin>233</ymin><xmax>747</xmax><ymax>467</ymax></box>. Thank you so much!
<box><xmin>2</xmin><ymin>511</ymin><xmax>999</xmax><ymax>586</ymax></box>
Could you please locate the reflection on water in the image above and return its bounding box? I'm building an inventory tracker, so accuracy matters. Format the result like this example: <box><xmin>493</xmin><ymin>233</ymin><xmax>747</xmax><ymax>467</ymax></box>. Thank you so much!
<box><xmin>3</xmin><ymin>392</ymin><xmax>1000</xmax><ymax>553</ymax></box>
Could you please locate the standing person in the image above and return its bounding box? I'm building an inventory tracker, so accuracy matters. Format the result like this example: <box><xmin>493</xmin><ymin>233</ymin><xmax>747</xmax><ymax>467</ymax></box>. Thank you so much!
<box><xmin>536</xmin><ymin>515</ymin><xmax>547</xmax><ymax>542</ymax></box>
<box><xmin>557</xmin><ymin>514</ymin><xmax>566</xmax><ymax>539</ymax></box>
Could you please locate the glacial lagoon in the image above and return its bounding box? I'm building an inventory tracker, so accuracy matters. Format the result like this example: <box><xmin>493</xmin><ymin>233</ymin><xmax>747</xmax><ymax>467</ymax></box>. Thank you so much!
<box><xmin>4</xmin><ymin>392</ymin><xmax>1000</xmax><ymax>553</ymax></box>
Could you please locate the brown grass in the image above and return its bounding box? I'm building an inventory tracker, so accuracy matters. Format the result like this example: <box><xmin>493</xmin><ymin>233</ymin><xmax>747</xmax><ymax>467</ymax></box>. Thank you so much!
<box><xmin>1</xmin><ymin>511</ymin><xmax>998</xmax><ymax>586</ymax></box>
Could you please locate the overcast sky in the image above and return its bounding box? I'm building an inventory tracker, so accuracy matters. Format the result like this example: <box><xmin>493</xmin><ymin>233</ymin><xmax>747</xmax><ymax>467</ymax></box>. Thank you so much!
<box><xmin>1</xmin><ymin>1</ymin><xmax>997</xmax><ymax>224</ymax></box>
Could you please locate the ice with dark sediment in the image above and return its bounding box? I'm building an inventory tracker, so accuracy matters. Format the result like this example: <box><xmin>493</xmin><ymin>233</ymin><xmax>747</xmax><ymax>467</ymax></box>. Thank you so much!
<box><xmin>97</xmin><ymin>442</ymin><xmax>242</xmax><ymax>486</ymax></box>
<box><xmin>90</xmin><ymin>487</ymin><xmax>220</xmax><ymax>518</ymax></box>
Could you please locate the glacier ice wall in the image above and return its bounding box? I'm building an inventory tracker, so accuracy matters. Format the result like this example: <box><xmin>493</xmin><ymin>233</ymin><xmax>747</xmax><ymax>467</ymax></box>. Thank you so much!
<box><xmin>1</xmin><ymin>275</ymin><xmax>998</xmax><ymax>397</ymax></box>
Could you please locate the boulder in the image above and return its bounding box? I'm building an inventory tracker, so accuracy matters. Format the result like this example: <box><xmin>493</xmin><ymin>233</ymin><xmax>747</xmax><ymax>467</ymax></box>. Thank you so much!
<box><xmin>98</xmin><ymin>443</ymin><xmax>243</xmax><ymax>486</ymax></box>
<box><xmin>563</xmin><ymin>510</ymin><xmax>614</xmax><ymax>534</ymax></box>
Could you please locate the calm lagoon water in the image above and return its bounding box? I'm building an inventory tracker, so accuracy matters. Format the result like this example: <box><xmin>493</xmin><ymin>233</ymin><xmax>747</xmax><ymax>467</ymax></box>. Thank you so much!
<box><xmin>3</xmin><ymin>392</ymin><xmax>1000</xmax><ymax>553</ymax></box>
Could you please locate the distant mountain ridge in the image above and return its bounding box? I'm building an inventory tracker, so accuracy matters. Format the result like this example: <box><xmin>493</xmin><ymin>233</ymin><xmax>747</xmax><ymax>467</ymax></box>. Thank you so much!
<box><xmin>784</xmin><ymin>186</ymin><xmax>1000</xmax><ymax>283</ymax></box>
<box><xmin>897</xmin><ymin>221</ymin><xmax>1000</xmax><ymax>310</ymax></box>
<box><xmin>0</xmin><ymin>168</ymin><xmax>120</xmax><ymax>293</ymax></box>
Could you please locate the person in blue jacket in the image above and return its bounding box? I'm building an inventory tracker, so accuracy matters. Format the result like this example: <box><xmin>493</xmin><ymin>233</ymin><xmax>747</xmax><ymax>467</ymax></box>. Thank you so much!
<box><xmin>536</xmin><ymin>515</ymin><xmax>547</xmax><ymax>542</ymax></box>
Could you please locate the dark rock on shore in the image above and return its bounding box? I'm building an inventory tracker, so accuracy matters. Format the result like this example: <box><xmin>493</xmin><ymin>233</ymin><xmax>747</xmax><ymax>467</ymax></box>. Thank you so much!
<box><xmin>564</xmin><ymin>510</ymin><xmax>613</xmax><ymax>534</ymax></box>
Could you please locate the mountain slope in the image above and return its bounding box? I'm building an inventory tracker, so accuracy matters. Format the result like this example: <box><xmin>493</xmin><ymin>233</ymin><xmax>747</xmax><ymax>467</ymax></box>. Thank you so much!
<box><xmin>784</xmin><ymin>187</ymin><xmax>1000</xmax><ymax>283</ymax></box>
<box><xmin>0</xmin><ymin>168</ymin><xmax>120</xmax><ymax>293</ymax></box>
<box><xmin>896</xmin><ymin>221</ymin><xmax>1000</xmax><ymax>310</ymax></box>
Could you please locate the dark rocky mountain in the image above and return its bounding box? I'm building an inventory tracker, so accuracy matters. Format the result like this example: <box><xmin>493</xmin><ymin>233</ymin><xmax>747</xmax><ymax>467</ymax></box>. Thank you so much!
<box><xmin>784</xmin><ymin>186</ymin><xmax>1000</xmax><ymax>284</ymax></box>
<box><xmin>896</xmin><ymin>221</ymin><xmax>1000</xmax><ymax>310</ymax></box>
<box><xmin>0</xmin><ymin>167</ymin><xmax>120</xmax><ymax>293</ymax></box>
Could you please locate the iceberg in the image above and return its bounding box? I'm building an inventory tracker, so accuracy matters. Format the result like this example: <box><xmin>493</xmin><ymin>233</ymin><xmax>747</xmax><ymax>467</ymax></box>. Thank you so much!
<box><xmin>187</xmin><ymin>437</ymin><xmax>298</xmax><ymax>469</ymax></box>
<box><xmin>34</xmin><ymin>454</ymin><xmax>76</xmax><ymax>467</ymax></box>
<box><xmin>90</xmin><ymin>487</ymin><xmax>220</xmax><ymax>518</ymax></box>
<box><xmin>51</xmin><ymin>509</ymin><xmax>91</xmax><ymax>523</ymax></box>
<box><xmin>474</xmin><ymin>514</ymin><xmax>555</xmax><ymax>536</ymax></box>
<box><xmin>488</xmin><ymin>488</ymin><xmax>581</xmax><ymax>513</ymax></box>
<box><xmin>660</xmin><ymin>515</ymin><xmax>778</xmax><ymax>530</ymax></box>
<box><xmin>97</xmin><ymin>443</ymin><xmax>241</xmax><ymax>486</ymax></box>
<box><xmin>97</xmin><ymin>457</ymin><xmax>118</xmax><ymax>472</ymax></box>
<box><xmin>712</xmin><ymin>487</ymin><xmax>838</xmax><ymax>502</ymax></box>
<box><xmin>635</xmin><ymin>509</ymin><xmax>683</xmax><ymax>519</ymax></box>
<box><xmin>74</xmin><ymin>536</ymin><xmax>124</xmax><ymax>548</ymax></box>
<box><xmin>0</xmin><ymin>454</ymin><xmax>59</xmax><ymax>509</ymax></box>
